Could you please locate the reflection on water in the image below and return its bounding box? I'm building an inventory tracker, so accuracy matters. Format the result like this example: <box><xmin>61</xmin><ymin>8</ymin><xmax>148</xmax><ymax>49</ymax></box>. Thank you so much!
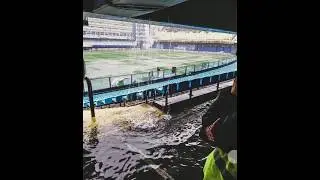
<box><xmin>83</xmin><ymin>100</ymin><xmax>216</xmax><ymax>180</ymax></box>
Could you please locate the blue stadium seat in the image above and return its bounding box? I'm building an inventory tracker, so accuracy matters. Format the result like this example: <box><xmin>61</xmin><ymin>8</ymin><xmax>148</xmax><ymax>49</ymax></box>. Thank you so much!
<box><xmin>137</xmin><ymin>92</ymin><xmax>144</xmax><ymax>99</ymax></box>
<box><xmin>191</xmin><ymin>79</ymin><xmax>201</xmax><ymax>88</ymax></box>
<box><xmin>83</xmin><ymin>102</ymin><xmax>90</xmax><ymax>108</ymax></box>
<box><xmin>227</xmin><ymin>72</ymin><xmax>234</xmax><ymax>80</ymax></box>
<box><xmin>212</xmin><ymin>47</ymin><xmax>217</xmax><ymax>52</ymax></box>
<box><xmin>130</xmin><ymin>93</ymin><xmax>137</xmax><ymax>101</ymax></box>
<box><xmin>96</xmin><ymin>100</ymin><xmax>105</xmax><ymax>107</ymax></box>
<box><xmin>156</xmin><ymin>87</ymin><xmax>164</xmax><ymax>95</ymax></box>
<box><xmin>104</xmin><ymin>98</ymin><xmax>113</xmax><ymax>105</ymax></box>
<box><xmin>169</xmin><ymin>84</ymin><xmax>178</xmax><ymax>94</ymax></box>
<box><xmin>211</xmin><ymin>75</ymin><xmax>219</xmax><ymax>84</ymax></box>
<box><xmin>219</xmin><ymin>73</ymin><xmax>228</xmax><ymax>82</ymax></box>
<box><xmin>122</xmin><ymin>95</ymin><xmax>128</xmax><ymax>101</ymax></box>
<box><xmin>178</xmin><ymin>81</ymin><xmax>189</xmax><ymax>92</ymax></box>
<box><xmin>116</xmin><ymin>96</ymin><xmax>123</xmax><ymax>103</ymax></box>
<box><xmin>202</xmin><ymin>77</ymin><xmax>211</xmax><ymax>86</ymax></box>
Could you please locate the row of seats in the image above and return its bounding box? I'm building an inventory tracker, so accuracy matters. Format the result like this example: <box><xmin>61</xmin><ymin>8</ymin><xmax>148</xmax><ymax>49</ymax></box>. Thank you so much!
<box><xmin>83</xmin><ymin>39</ymin><xmax>137</xmax><ymax>46</ymax></box>
<box><xmin>83</xmin><ymin>71</ymin><xmax>236</xmax><ymax>108</ymax></box>
<box><xmin>152</xmin><ymin>31</ymin><xmax>234</xmax><ymax>42</ymax></box>
<box><xmin>152</xmin><ymin>43</ymin><xmax>235</xmax><ymax>53</ymax></box>
<box><xmin>88</xmin><ymin>17</ymin><xmax>134</xmax><ymax>28</ymax></box>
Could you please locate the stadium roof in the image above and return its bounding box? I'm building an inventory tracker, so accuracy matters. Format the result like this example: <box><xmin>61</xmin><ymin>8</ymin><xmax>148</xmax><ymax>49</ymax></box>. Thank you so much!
<box><xmin>83</xmin><ymin>0</ymin><xmax>237</xmax><ymax>32</ymax></box>
<box><xmin>87</xmin><ymin>0</ymin><xmax>187</xmax><ymax>17</ymax></box>
<box><xmin>83</xmin><ymin>12</ymin><xmax>236</xmax><ymax>34</ymax></box>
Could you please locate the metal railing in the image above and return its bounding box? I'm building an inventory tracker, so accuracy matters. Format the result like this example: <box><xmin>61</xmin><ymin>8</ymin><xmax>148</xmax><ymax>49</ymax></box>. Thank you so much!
<box><xmin>84</xmin><ymin>58</ymin><xmax>236</xmax><ymax>92</ymax></box>
<box><xmin>83</xmin><ymin>70</ymin><xmax>237</xmax><ymax>109</ymax></box>
<box><xmin>84</xmin><ymin>77</ymin><xmax>95</xmax><ymax>118</ymax></box>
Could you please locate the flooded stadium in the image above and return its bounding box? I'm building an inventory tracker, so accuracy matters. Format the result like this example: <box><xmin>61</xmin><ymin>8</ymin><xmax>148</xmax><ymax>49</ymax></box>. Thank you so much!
<box><xmin>83</xmin><ymin>12</ymin><xmax>237</xmax><ymax>180</ymax></box>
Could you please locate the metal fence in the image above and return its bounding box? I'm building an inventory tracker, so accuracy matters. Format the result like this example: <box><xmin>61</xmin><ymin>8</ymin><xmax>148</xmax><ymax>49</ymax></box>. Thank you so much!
<box><xmin>85</xmin><ymin>58</ymin><xmax>236</xmax><ymax>92</ymax></box>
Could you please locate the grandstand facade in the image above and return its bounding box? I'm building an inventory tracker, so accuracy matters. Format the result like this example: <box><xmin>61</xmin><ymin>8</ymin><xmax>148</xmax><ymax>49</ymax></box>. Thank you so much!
<box><xmin>83</xmin><ymin>15</ymin><xmax>237</xmax><ymax>53</ymax></box>
<box><xmin>84</xmin><ymin>17</ymin><xmax>139</xmax><ymax>49</ymax></box>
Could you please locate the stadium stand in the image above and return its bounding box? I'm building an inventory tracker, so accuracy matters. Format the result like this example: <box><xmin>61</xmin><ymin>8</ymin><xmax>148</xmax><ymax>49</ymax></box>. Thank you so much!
<box><xmin>83</xmin><ymin>16</ymin><xmax>236</xmax><ymax>52</ymax></box>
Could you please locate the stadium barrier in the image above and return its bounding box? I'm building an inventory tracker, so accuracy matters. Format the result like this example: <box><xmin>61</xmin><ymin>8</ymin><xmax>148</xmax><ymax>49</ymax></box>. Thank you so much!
<box><xmin>83</xmin><ymin>58</ymin><xmax>235</xmax><ymax>92</ymax></box>
<box><xmin>82</xmin><ymin>70</ymin><xmax>237</xmax><ymax>108</ymax></box>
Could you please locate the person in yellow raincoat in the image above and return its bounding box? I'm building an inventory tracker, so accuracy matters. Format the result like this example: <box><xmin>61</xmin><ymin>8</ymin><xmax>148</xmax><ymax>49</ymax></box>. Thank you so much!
<box><xmin>200</xmin><ymin>78</ymin><xmax>237</xmax><ymax>180</ymax></box>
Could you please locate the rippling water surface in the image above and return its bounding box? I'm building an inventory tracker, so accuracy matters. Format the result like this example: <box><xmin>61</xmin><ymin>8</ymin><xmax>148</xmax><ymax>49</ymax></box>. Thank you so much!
<box><xmin>83</xmin><ymin>101</ymin><xmax>215</xmax><ymax>180</ymax></box>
